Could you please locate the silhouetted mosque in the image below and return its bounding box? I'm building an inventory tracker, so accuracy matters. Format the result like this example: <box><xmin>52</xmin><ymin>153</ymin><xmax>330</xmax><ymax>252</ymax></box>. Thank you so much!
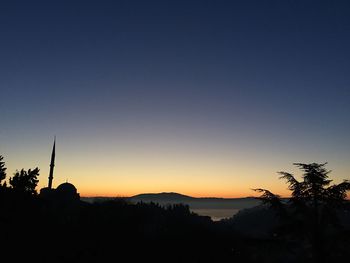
<box><xmin>40</xmin><ymin>139</ymin><xmax>80</xmax><ymax>202</ymax></box>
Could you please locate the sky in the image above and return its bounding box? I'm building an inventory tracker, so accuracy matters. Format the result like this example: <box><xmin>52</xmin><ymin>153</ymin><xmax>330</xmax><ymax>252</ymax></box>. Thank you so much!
<box><xmin>1</xmin><ymin>0</ymin><xmax>349</xmax><ymax>197</ymax></box>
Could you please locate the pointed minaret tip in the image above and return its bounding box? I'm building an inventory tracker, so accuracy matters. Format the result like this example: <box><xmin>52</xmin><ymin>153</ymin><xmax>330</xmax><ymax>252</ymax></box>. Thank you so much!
<box><xmin>48</xmin><ymin>137</ymin><xmax>56</xmax><ymax>189</ymax></box>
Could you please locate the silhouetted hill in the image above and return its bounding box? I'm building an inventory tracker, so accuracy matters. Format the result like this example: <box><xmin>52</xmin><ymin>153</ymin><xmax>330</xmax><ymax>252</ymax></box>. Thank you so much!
<box><xmin>131</xmin><ymin>192</ymin><xmax>194</xmax><ymax>202</ymax></box>
<box><xmin>82</xmin><ymin>192</ymin><xmax>261</xmax><ymax>210</ymax></box>
<box><xmin>129</xmin><ymin>192</ymin><xmax>260</xmax><ymax>209</ymax></box>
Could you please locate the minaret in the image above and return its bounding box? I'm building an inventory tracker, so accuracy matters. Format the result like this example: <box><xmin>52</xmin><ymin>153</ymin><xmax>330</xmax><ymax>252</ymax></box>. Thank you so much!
<box><xmin>48</xmin><ymin>138</ymin><xmax>56</xmax><ymax>189</ymax></box>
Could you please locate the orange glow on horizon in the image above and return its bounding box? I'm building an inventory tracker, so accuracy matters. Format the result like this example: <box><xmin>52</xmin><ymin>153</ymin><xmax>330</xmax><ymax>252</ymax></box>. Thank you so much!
<box><xmin>72</xmin><ymin>188</ymin><xmax>292</xmax><ymax>199</ymax></box>
<box><xmin>7</xmin><ymin>138</ymin><xmax>350</xmax><ymax>202</ymax></box>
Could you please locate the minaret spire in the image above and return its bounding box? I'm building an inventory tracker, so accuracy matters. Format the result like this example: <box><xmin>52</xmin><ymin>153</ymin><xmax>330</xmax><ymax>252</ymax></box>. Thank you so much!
<box><xmin>48</xmin><ymin>137</ymin><xmax>56</xmax><ymax>189</ymax></box>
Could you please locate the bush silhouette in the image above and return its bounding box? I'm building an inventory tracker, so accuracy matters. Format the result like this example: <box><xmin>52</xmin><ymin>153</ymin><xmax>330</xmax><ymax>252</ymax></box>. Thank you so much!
<box><xmin>0</xmin><ymin>155</ymin><xmax>6</xmax><ymax>186</ymax></box>
<box><xmin>9</xmin><ymin>168</ymin><xmax>40</xmax><ymax>195</ymax></box>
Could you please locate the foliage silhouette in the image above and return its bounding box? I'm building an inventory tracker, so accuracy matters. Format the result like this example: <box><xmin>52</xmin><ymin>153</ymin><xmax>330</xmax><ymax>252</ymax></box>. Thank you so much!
<box><xmin>9</xmin><ymin>168</ymin><xmax>40</xmax><ymax>195</ymax></box>
<box><xmin>0</xmin><ymin>155</ymin><xmax>6</xmax><ymax>186</ymax></box>
<box><xmin>1</xmin><ymin>156</ymin><xmax>350</xmax><ymax>263</ymax></box>
<box><xmin>253</xmin><ymin>162</ymin><xmax>350</xmax><ymax>263</ymax></box>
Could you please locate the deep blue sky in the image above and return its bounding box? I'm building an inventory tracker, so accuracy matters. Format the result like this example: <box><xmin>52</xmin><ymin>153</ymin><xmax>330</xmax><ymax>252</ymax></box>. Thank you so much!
<box><xmin>1</xmin><ymin>1</ymin><xmax>349</xmax><ymax>196</ymax></box>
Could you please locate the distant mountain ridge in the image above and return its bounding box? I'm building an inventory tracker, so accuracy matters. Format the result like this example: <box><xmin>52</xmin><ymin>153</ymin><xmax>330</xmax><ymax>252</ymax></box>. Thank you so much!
<box><xmin>81</xmin><ymin>192</ymin><xmax>261</xmax><ymax>211</ymax></box>
<box><xmin>129</xmin><ymin>192</ymin><xmax>256</xmax><ymax>202</ymax></box>
<box><xmin>130</xmin><ymin>192</ymin><xmax>194</xmax><ymax>201</ymax></box>
<box><xmin>81</xmin><ymin>192</ymin><xmax>262</xmax><ymax>220</ymax></box>
<box><xmin>82</xmin><ymin>192</ymin><xmax>258</xmax><ymax>202</ymax></box>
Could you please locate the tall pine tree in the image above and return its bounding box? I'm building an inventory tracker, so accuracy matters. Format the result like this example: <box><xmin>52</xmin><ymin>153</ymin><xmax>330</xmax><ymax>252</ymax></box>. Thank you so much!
<box><xmin>254</xmin><ymin>163</ymin><xmax>350</xmax><ymax>263</ymax></box>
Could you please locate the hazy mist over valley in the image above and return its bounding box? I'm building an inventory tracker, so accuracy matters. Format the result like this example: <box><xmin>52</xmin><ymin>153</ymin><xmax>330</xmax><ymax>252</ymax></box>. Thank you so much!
<box><xmin>81</xmin><ymin>192</ymin><xmax>261</xmax><ymax>220</ymax></box>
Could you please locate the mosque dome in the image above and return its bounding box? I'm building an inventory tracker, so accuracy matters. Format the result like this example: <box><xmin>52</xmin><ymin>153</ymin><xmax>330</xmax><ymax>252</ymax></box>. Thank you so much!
<box><xmin>56</xmin><ymin>182</ymin><xmax>77</xmax><ymax>194</ymax></box>
<box><xmin>56</xmin><ymin>182</ymin><xmax>80</xmax><ymax>202</ymax></box>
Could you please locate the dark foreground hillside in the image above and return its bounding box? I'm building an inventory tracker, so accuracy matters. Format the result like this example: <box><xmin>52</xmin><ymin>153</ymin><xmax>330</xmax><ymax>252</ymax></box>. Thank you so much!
<box><xmin>1</xmin><ymin>190</ymin><xmax>350</xmax><ymax>263</ymax></box>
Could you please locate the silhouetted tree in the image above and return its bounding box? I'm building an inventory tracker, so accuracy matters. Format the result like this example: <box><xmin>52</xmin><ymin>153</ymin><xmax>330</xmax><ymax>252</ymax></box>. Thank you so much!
<box><xmin>9</xmin><ymin>168</ymin><xmax>40</xmax><ymax>195</ymax></box>
<box><xmin>0</xmin><ymin>155</ymin><xmax>6</xmax><ymax>186</ymax></box>
<box><xmin>253</xmin><ymin>162</ymin><xmax>350</xmax><ymax>262</ymax></box>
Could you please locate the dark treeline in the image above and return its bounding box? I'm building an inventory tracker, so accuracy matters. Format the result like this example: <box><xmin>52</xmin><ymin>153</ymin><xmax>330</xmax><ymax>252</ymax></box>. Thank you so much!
<box><xmin>1</xmin><ymin>156</ymin><xmax>350</xmax><ymax>263</ymax></box>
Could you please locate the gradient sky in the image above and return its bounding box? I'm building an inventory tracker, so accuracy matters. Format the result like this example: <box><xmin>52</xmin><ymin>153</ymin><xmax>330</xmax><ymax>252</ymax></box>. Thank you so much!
<box><xmin>1</xmin><ymin>0</ymin><xmax>349</xmax><ymax>197</ymax></box>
